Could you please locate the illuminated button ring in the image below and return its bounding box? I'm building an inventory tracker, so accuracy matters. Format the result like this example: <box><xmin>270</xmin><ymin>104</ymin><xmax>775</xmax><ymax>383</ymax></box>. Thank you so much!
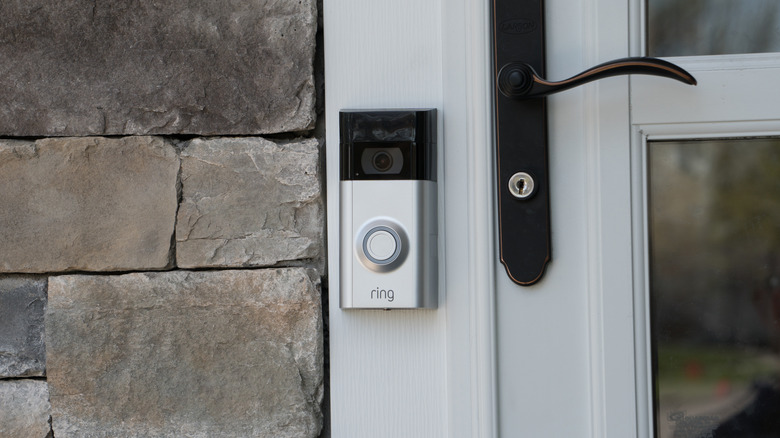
<box><xmin>356</xmin><ymin>220</ymin><xmax>408</xmax><ymax>272</ymax></box>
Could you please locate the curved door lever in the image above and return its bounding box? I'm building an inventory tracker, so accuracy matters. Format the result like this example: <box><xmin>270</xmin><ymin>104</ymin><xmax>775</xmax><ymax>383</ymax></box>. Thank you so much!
<box><xmin>498</xmin><ymin>57</ymin><xmax>697</xmax><ymax>99</ymax></box>
<box><xmin>491</xmin><ymin>0</ymin><xmax>698</xmax><ymax>286</ymax></box>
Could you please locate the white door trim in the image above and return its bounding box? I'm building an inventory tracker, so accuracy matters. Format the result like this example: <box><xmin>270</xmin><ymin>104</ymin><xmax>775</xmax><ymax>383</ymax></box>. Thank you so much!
<box><xmin>580</xmin><ymin>0</ymin><xmax>636</xmax><ymax>436</ymax></box>
<box><xmin>324</xmin><ymin>0</ymin><xmax>499</xmax><ymax>435</ymax></box>
<box><xmin>442</xmin><ymin>0</ymin><xmax>499</xmax><ymax>435</ymax></box>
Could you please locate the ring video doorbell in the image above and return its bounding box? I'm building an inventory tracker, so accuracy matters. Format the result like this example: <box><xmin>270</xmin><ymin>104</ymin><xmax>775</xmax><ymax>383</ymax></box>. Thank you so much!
<box><xmin>340</xmin><ymin>109</ymin><xmax>438</xmax><ymax>309</ymax></box>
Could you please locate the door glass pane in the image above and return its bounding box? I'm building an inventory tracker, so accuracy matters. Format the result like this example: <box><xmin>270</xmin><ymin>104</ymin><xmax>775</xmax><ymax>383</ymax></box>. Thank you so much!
<box><xmin>649</xmin><ymin>138</ymin><xmax>780</xmax><ymax>438</ymax></box>
<box><xmin>647</xmin><ymin>0</ymin><xmax>780</xmax><ymax>57</ymax></box>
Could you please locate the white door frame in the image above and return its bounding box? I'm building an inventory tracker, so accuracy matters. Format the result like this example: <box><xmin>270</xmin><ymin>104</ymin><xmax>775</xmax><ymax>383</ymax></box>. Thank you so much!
<box><xmin>324</xmin><ymin>0</ymin><xmax>498</xmax><ymax>436</ymax></box>
<box><xmin>441</xmin><ymin>0</ymin><xmax>499</xmax><ymax>435</ymax></box>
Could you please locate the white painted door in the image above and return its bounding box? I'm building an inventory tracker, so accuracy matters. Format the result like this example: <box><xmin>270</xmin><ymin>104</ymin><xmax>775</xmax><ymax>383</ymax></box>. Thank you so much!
<box><xmin>495</xmin><ymin>0</ymin><xmax>780</xmax><ymax>437</ymax></box>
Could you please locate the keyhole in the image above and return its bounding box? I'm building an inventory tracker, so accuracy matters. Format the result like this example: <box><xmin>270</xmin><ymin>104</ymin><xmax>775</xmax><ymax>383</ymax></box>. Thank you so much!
<box><xmin>508</xmin><ymin>171</ymin><xmax>535</xmax><ymax>199</ymax></box>
<box><xmin>516</xmin><ymin>178</ymin><xmax>526</xmax><ymax>194</ymax></box>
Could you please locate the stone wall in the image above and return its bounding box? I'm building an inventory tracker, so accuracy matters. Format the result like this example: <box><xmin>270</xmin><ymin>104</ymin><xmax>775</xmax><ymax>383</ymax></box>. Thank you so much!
<box><xmin>0</xmin><ymin>2</ymin><xmax>325</xmax><ymax>437</ymax></box>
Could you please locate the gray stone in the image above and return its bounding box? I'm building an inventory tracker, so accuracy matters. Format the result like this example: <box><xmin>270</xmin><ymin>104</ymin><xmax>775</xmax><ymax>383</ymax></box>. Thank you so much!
<box><xmin>46</xmin><ymin>269</ymin><xmax>323</xmax><ymax>438</ymax></box>
<box><xmin>0</xmin><ymin>277</ymin><xmax>47</xmax><ymax>378</ymax></box>
<box><xmin>176</xmin><ymin>137</ymin><xmax>322</xmax><ymax>268</ymax></box>
<box><xmin>0</xmin><ymin>137</ymin><xmax>179</xmax><ymax>273</ymax></box>
<box><xmin>0</xmin><ymin>0</ymin><xmax>316</xmax><ymax>136</ymax></box>
<box><xmin>0</xmin><ymin>380</ymin><xmax>52</xmax><ymax>438</ymax></box>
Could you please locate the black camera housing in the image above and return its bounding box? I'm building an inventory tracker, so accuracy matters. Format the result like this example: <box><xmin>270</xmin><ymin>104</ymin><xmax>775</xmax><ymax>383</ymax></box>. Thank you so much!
<box><xmin>340</xmin><ymin>109</ymin><xmax>437</xmax><ymax>181</ymax></box>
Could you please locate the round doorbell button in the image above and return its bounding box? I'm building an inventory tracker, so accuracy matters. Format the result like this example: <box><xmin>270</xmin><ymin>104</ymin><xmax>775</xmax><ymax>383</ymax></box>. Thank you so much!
<box><xmin>366</xmin><ymin>229</ymin><xmax>397</xmax><ymax>261</ymax></box>
<box><xmin>355</xmin><ymin>219</ymin><xmax>409</xmax><ymax>272</ymax></box>
<box><xmin>362</xmin><ymin>226</ymin><xmax>402</xmax><ymax>265</ymax></box>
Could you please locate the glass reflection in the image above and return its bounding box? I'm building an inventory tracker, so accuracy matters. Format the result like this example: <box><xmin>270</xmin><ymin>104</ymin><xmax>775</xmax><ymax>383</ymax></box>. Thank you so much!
<box><xmin>648</xmin><ymin>0</ymin><xmax>780</xmax><ymax>57</ymax></box>
<box><xmin>649</xmin><ymin>138</ymin><xmax>780</xmax><ymax>438</ymax></box>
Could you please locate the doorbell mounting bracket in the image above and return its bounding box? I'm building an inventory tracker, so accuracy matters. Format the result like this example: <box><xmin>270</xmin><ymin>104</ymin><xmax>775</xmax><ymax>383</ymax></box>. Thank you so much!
<box><xmin>339</xmin><ymin>109</ymin><xmax>438</xmax><ymax>309</ymax></box>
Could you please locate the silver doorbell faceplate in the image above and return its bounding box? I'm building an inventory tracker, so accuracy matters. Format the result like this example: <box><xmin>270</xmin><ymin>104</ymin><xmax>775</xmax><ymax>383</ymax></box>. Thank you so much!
<box><xmin>339</xmin><ymin>109</ymin><xmax>438</xmax><ymax>309</ymax></box>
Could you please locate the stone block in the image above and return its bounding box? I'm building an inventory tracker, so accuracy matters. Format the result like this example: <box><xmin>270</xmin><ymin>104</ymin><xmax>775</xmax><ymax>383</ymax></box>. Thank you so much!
<box><xmin>46</xmin><ymin>269</ymin><xmax>323</xmax><ymax>437</ymax></box>
<box><xmin>0</xmin><ymin>380</ymin><xmax>52</xmax><ymax>438</ymax></box>
<box><xmin>0</xmin><ymin>277</ymin><xmax>47</xmax><ymax>378</ymax></box>
<box><xmin>0</xmin><ymin>0</ymin><xmax>316</xmax><ymax>136</ymax></box>
<box><xmin>176</xmin><ymin>137</ymin><xmax>322</xmax><ymax>268</ymax></box>
<box><xmin>0</xmin><ymin>137</ymin><xmax>179</xmax><ymax>273</ymax></box>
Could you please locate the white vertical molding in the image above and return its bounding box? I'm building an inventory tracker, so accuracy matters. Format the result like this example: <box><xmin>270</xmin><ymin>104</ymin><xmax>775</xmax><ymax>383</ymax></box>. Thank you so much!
<box><xmin>631</xmin><ymin>0</ymin><xmax>646</xmax><ymax>56</ymax></box>
<box><xmin>464</xmin><ymin>0</ymin><xmax>499</xmax><ymax>435</ymax></box>
<box><xmin>323</xmin><ymin>0</ymin><xmax>447</xmax><ymax>436</ymax></box>
<box><xmin>633</xmin><ymin>128</ymin><xmax>653</xmax><ymax>438</ymax></box>
<box><xmin>583</xmin><ymin>0</ymin><xmax>637</xmax><ymax>437</ymax></box>
<box><xmin>582</xmin><ymin>0</ymin><xmax>606</xmax><ymax>435</ymax></box>
<box><xmin>441</xmin><ymin>0</ymin><xmax>498</xmax><ymax>435</ymax></box>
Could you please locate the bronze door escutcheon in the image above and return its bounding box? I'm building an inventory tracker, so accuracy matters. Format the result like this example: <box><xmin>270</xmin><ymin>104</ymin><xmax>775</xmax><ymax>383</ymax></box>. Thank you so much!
<box><xmin>491</xmin><ymin>1</ymin><xmax>696</xmax><ymax>285</ymax></box>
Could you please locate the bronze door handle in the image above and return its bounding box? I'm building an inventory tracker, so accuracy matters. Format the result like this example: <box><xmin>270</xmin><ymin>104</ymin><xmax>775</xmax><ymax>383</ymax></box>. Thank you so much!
<box><xmin>497</xmin><ymin>57</ymin><xmax>696</xmax><ymax>99</ymax></box>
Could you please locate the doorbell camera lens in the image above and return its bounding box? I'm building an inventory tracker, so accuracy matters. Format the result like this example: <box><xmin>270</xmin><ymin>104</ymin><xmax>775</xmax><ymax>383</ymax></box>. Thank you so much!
<box><xmin>360</xmin><ymin>147</ymin><xmax>404</xmax><ymax>175</ymax></box>
<box><xmin>372</xmin><ymin>151</ymin><xmax>393</xmax><ymax>172</ymax></box>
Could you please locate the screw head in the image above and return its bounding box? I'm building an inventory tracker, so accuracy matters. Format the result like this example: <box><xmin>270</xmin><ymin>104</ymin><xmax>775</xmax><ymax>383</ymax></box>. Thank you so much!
<box><xmin>508</xmin><ymin>172</ymin><xmax>535</xmax><ymax>199</ymax></box>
